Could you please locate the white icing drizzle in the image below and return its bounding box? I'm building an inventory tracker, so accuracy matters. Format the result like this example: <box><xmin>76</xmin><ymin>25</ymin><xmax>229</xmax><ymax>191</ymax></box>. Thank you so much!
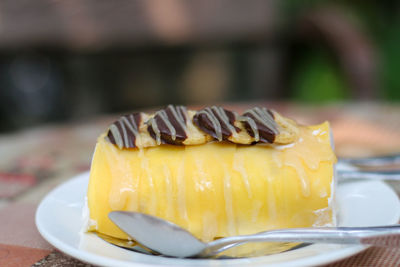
<box><xmin>238</xmin><ymin>115</ymin><xmax>259</xmax><ymax>141</ymax></box>
<box><xmin>233</xmin><ymin>152</ymin><xmax>252</xmax><ymax>198</ymax></box>
<box><xmin>197</xmin><ymin>107</ymin><xmax>222</xmax><ymax>141</ymax></box>
<box><xmin>194</xmin><ymin>158</ymin><xmax>212</xmax><ymax>191</ymax></box>
<box><xmin>285</xmin><ymin>152</ymin><xmax>311</xmax><ymax>197</ymax></box>
<box><xmin>211</xmin><ymin>106</ymin><xmax>238</xmax><ymax>136</ymax></box>
<box><xmin>244</xmin><ymin>107</ymin><xmax>279</xmax><ymax>138</ymax></box>
<box><xmin>251</xmin><ymin>200</ymin><xmax>263</xmax><ymax>223</ymax></box>
<box><xmin>167</xmin><ymin>105</ymin><xmax>187</xmax><ymax>133</ymax></box>
<box><xmin>119</xmin><ymin>120</ymin><xmax>129</xmax><ymax>147</ymax></box>
<box><xmin>223</xmin><ymin>164</ymin><xmax>236</xmax><ymax>236</ymax></box>
<box><xmin>109</xmin><ymin>124</ymin><xmax>123</xmax><ymax>148</ymax></box>
<box><xmin>160</xmin><ymin>110</ymin><xmax>176</xmax><ymax>140</ymax></box>
<box><xmin>149</xmin><ymin>106</ymin><xmax>188</xmax><ymax>144</ymax></box>
<box><xmin>197</xmin><ymin>106</ymin><xmax>238</xmax><ymax>141</ymax></box>
<box><xmin>267</xmin><ymin>182</ymin><xmax>277</xmax><ymax>221</ymax></box>
<box><xmin>176</xmin><ymin>162</ymin><xmax>188</xmax><ymax>221</ymax></box>
<box><xmin>109</xmin><ymin>115</ymin><xmax>140</xmax><ymax>148</ymax></box>
<box><xmin>202</xmin><ymin>211</ymin><xmax>218</xmax><ymax>242</ymax></box>
<box><xmin>127</xmin><ymin>115</ymin><xmax>139</xmax><ymax>136</ymax></box>
<box><xmin>83</xmin><ymin>196</ymin><xmax>98</xmax><ymax>231</ymax></box>
<box><xmin>163</xmin><ymin>164</ymin><xmax>174</xmax><ymax>219</ymax></box>
<box><xmin>149</xmin><ymin>117</ymin><xmax>162</xmax><ymax>145</ymax></box>
<box><xmin>138</xmin><ymin>148</ymin><xmax>157</xmax><ymax>213</ymax></box>
<box><xmin>105</xmin><ymin>138</ymin><xmax>135</xmax><ymax>210</ymax></box>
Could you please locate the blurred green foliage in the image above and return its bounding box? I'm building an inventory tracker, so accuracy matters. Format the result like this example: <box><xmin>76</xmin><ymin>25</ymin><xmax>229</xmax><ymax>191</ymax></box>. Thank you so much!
<box><xmin>291</xmin><ymin>49</ymin><xmax>350</xmax><ymax>102</ymax></box>
<box><xmin>381</xmin><ymin>22</ymin><xmax>400</xmax><ymax>100</ymax></box>
<box><xmin>282</xmin><ymin>0</ymin><xmax>400</xmax><ymax>101</ymax></box>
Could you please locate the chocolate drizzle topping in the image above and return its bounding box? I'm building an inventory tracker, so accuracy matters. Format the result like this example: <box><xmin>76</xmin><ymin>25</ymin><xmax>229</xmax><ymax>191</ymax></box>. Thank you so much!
<box><xmin>193</xmin><ymin>106</ymin><xmax>240</xmax><ymax>141</ymax></box>
<box><xmin>107</xmin><ymin>113</ymin><xmax>142</xmax><ymax>148</ymax></box>
<box><xmin>105</xmin><ymin>105</ymin><xmax>287</xmax><ymax>149</ymax></box>
<box><xmin>241</xmin><ymin>107</ymin><xmax>278</xmax><ymax>143</ymax></box>
<box><xmin>147</xmin><ymin>105</ymin><xmax>188</xmax><ymax>145</ymax></box>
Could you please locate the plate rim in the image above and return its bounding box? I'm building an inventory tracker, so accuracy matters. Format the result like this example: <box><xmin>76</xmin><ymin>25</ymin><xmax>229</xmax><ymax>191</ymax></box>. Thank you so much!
<box><xmin>36</xmin><ymin>172</ymin><xmax>399</xmax><ymax>267</ymax></box>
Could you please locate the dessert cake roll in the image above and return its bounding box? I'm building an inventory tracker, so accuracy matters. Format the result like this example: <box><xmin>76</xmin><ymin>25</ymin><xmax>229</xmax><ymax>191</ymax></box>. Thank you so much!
<box><xmin>86</xmin><ymin>105</ymin><xmax>336</xmax><ymax>243</ymax></box>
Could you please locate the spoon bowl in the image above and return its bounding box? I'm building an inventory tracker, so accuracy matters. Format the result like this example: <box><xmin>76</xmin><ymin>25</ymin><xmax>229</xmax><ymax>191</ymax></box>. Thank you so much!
<box><xmin>109</xmin><ymin>211</ymin><xmax>206</xmax><ymax>258</ymax></box>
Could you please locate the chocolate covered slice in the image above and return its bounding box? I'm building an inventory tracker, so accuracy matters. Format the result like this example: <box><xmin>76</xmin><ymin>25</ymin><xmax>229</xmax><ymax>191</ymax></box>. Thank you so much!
<box><xmin>147</xmin><ymin>105</ymin><xmax>189</xmax><ymax>145</ymax></box>
<box><xmin>193</xmin><ymin>106</ymin><xmax>240</xmax><ymax>141</ymax></box>
<box><xmin>241</xmin><ymin>107</ymin><xmax>279</xmax><ymax>143</ymax></box>
<box><xmin>107</xmin><ymin>113</ymin><xmax>143</xmax><ymax>148</ymax></box>
<box><xmin>106</xmin><ymin>105</ymin><xmax>299</xmax><ymax>149</ymax></box>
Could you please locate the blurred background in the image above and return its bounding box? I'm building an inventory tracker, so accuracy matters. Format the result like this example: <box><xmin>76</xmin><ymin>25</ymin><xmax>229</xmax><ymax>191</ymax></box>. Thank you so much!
<box><xmin>0</xmin><ymin>0</ymin><xmax>399</xmax><ymax>132</ymax></box>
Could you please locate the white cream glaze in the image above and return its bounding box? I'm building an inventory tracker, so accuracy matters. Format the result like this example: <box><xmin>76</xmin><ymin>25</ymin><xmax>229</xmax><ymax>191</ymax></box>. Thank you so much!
<box><xmin>176</xmin><ymin>162</ymin><xmax>188</xmax><ymax>222</ymax></box>
<box><xmin>313</xmin><ymin>128</ymin><xmax>337</xmax><ymax>227</ymax></box>
<box><xmin>223</xmin><ymin>163</ymin><xmax>236</xmax><ymax>236</ymax></box>
<box><xmin>162</xmin><ymin>164</ymin><xmax>174</xmax><ymax>220</ymax></box>
<box><xmin>233</xmin><ymin>152</ymin><xmax>252</xmax><ymax>198</ymax></box>
<box><xmin>82</xmin><ymin>197</ymin><xmax>97</xmax><ymax>231</ymax></box>
<box><xmin>106</xmin><ymin>140</ymin><xmax>136</xmax><ymax>211</ymax></box>
<box><xmin>138</xmin><ymin>148</ymin><xmax>157</xmax><ymax>213</ymax></box>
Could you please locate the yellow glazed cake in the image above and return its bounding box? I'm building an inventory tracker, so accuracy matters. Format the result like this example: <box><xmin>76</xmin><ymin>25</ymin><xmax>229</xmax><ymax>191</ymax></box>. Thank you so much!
<box><xmin>86</xmin><ymin>105</ymin><xmax>336</xmax><ymax>244</ymax></box>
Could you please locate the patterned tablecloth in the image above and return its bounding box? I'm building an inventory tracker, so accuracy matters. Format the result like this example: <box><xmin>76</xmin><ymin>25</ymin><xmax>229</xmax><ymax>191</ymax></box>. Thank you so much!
<box><xmin>1</xmin><ymin>102</ymin><xmax>400</xmax><ymax>267</ymax></box>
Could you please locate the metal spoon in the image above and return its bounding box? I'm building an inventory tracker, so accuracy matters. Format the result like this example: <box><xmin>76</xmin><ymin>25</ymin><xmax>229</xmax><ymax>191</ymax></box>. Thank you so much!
<box><xmin>108</xmin><ymin>211</ymin><xmax>400</xmax><ymax>258</ymax></box>
<box><xmin>337</xmin><ymin>169</ymin><xmax>400</xmax><ymax>181</ymax></box>
<box><xmin>337</xmin><ymin>154</ymin><xmax>400</xmax><ymax>181</ymax></box>
<box><xmin>339</xmin><ymin>154</ymin><xmax>400</xmax><ymax>167</ymax></box>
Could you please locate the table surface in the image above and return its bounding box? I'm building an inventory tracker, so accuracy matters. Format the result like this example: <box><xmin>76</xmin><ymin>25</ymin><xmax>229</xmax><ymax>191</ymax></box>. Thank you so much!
<box><xmin>1</xmin><ymin>102</ymin><xmax>400</xmax><ymax>267</ymax></box>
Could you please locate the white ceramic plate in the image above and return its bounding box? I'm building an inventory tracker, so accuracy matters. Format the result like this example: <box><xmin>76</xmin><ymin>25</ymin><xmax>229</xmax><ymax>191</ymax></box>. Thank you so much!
<box><xmin>36</xmin><ymin>172</ymin><xmax>400</xmax><ymax>267</ymax></box>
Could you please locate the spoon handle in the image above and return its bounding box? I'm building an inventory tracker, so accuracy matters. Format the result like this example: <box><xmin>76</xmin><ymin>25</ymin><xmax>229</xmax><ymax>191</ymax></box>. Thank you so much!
<box><xmin>206</xmin><ymin>225</ymin><xmax>400</xmax><ymax>256</ymax></box>
<box><xmin>337</xmin><ymin>169</ymin><xmax>400</xmax><ymax>181</ymax></box>
<box><xmin>339</xmin><ymin>154</ymin><xmax>400</xmax><ymax>167</ymax></box>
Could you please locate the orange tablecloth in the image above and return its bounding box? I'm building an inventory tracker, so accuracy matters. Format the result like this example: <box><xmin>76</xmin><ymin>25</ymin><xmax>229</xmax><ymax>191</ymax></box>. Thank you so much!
<box><xmin>1</xmin><ymin>102</ymin><xmax>400</xmax><ymax>266</ymax></box>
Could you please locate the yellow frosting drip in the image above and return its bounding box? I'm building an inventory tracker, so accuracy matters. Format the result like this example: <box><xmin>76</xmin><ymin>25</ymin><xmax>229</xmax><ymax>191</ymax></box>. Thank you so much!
<box><xmin>87</xmin><ymin>122</ymin><xmax>336</xmax><ymax>242</ymax></box>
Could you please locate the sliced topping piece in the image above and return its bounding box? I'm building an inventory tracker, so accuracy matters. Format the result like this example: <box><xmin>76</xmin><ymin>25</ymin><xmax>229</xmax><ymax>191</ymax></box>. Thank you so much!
<box><xmin>241</xmin><ymin>107</ymin><xmax>279</xmax><ymax>143</ymax></box>
<box><xmin>228</xmin><ymin>120</ymin><xmax>255</xmax><ymax>144</ymax></box>
<box><xmin>193</xmin><ymin>106</ymin><xmax>240</xmax><ymax>141</ymax></box>
<box><xmin>107</xmin><ymin>113</ymin><xmax>142</xmax><ymax>148</ymax></box>
<box><xmin>147</xmin><ymin>105</ymin><xmax>189</xmax><ymax>145</ymax></box>
<box><xmin>182</xmin><ymin>110</ymin><xmax>213</xmax><ymax>145</ymax></box>
<box><xmin>272</xmin><ymin>110</ymin><xmax>300</xmax><ymax>144</ymax></box>
<box><xmin>240</xmin><ymin>107</ymin><xmax>299</xmax><ymax>145</ymax></box>
<box><xmin>106</xmin><ymin>105</ymin><xmax>299</xmax><ymax>149</ymax></box>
